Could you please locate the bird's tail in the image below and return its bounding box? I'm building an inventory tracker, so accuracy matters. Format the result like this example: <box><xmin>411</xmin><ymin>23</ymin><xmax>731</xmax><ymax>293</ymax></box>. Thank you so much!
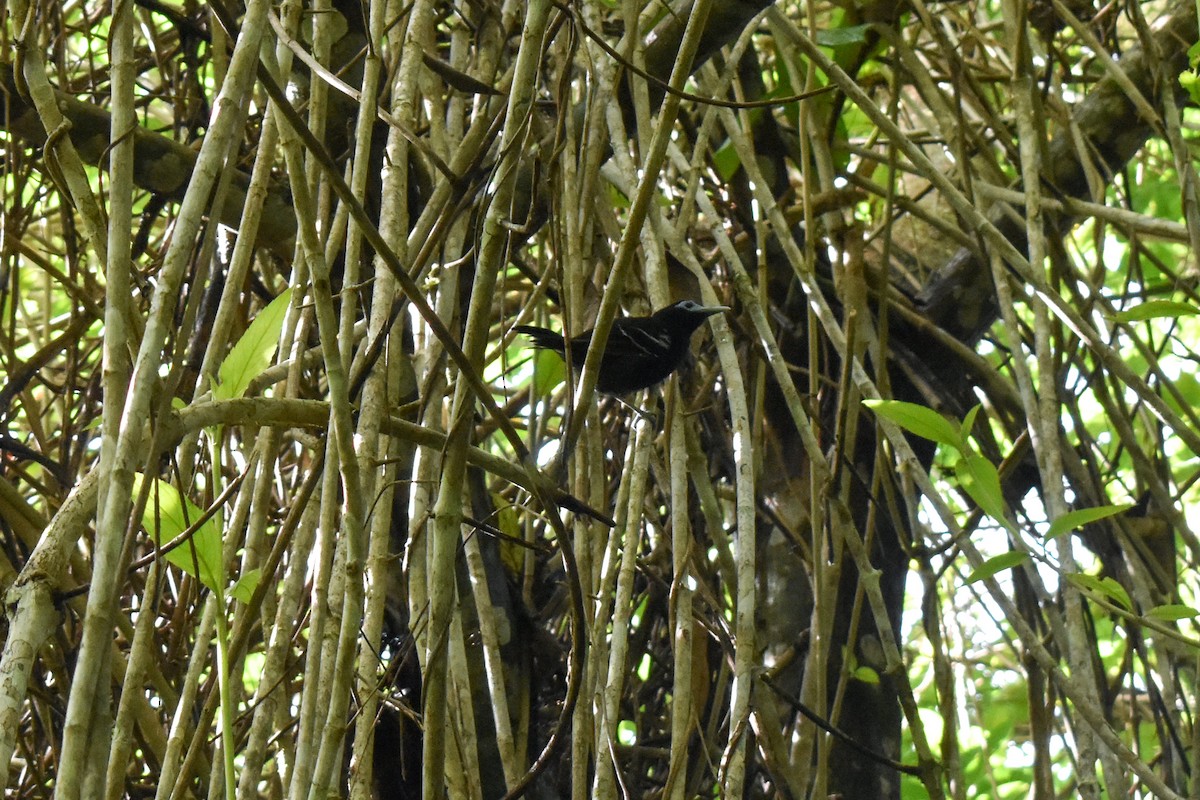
<box><xmin>514</xmin><ymin>325</ymin><xmax>564</xmax><ymax>352</ymax></box>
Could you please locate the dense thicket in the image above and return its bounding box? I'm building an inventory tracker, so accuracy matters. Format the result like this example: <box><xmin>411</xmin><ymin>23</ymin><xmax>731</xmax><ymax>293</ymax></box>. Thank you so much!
<box><xmin>1</xmin><ymin>1</ymin><xmax>1198</xmax><ymax>798</ymax></box>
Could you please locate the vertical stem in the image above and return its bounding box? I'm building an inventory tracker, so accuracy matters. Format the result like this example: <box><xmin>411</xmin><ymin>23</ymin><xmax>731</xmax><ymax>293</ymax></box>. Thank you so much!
<box><xmin>664</xmin><ymin>406</ymin><xmax>696</xmax><ymax>800</ymax></box>
<box><xmin>425</xmin><ymin>2</ymin><xmax>551</xmax><ymax>796</ymax></box>
<box><xmin>563</xmin><ymin>0</ymin><xmax>714</xmax><ymax>449</ymax></box>
<box><xmin>55</xmin><ymin>2</ymin><xmax>271</xmax><ymax>796</ymax></box>
<box><xmin>592</xmin><ymin>419</ymin><xmax>653</xmax><ymax>799</ymax></box>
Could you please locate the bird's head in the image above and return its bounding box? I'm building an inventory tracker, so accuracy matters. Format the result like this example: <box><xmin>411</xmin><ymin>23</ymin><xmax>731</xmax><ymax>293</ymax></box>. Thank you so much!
<box><xmin>655</xmin><ymin>300</ymin><xmax>730</xmax><ymax>332</ymax></box>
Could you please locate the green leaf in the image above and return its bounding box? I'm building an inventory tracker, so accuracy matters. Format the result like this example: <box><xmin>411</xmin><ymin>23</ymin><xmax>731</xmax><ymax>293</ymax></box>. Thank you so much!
<box><xmin>1182</xmin><ymin>68</ymin><xmax>1200</xmax><ymax>105</ymax></box>
<box><xmin>133</xmin><ymin>474</ymin><xmax>223</xmax><ymax>590</ymax></box>
<box><xmin>959</xmin><ymin>404</ymin><xmax>982</xmax><ymax>444</ymax></box>
<box><xmin>531</xmin><ymin>348</ymin><xmax>567</xmax><ymax>395</ymax></box>
<box><xmin>1065</xmin><ymin>573</ymin><xmax>1132</xmax><ymax>611</ymax></box>
<box><xmin>1046</xmin><ymin>503</ymin><xmax>1134</xmax><ymax>538</ymax></box>
<box><xmin>607</xmin><ymin>183</ymin><xmax>631</xmax><ymax>210</ymax></box>
<box><xmin>713</xmin><ymin>140</ymin><xmax>742</xmax><ymax>181</ymax></box>
<box><xmin>1065</xmin><ymin>572</ymin><xmax>1103</xmax><ymax>593</ymax></box>
<box><xmin>853</xmin><ymin>665</ymin><xmax>880</xmax><ymax>684</ymax></box>
<box><xmin>863</xmin><ymin>399</ymin><xmax>963</xmax><ymax>448</ymax></box>
<box><xmin>1188</xmin><ymin>41</ymin><xmax>1200</xmax><ymax>68</ymax></box>
<box><xmin>1146</xmin><ymin>604</ymin><xmax>1200</xmax><ymax>621</ymax></box>
<box><xmin>966</xmin><ymin>551</ymin><xmax>1028</xmax><ymax>584</ymax></box>
<box><xmin>230</xmin><ymin>568</ymin><xmax>263</xmax><ymax>604</ymax></box>
<box><xmin>957</xmin><ymin>453</ymin><xmax>1010</xmax><ymax>527</ymax></box>
<box><xmin>1099</xmin><ymin>577</ymin><xmax>1133</xmax><ymax>611</ymax></box>
<box><xmin>214</xmin><ymin>287</ymin><xmax>293</xmax><ymax>401</ymax></box>
<box><xmin>816</xmin><ymin>24</ymin><xmax>871</xmax><ymax>46</ymax></box>
<box><xmin>1111</xmin><ymin>299</ymin><xmax>1200</xmax><ymax>322</ymax></box>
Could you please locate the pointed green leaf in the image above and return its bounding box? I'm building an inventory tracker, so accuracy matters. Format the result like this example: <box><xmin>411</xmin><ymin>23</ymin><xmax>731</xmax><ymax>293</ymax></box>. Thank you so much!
<box><xmin>1099</xmin><ymin>577</ymin><xmax>1133</xmax><ymax>611</ymax></box>
<box><xmin>1065</xmin><ymin>573</ymin><xmax>1104</xmax><ymax>594</ymax></box>
<box><xmin>1146</xmin><ymin>604</ymin><xmax>1200</xmax><ymax>621</ymax></box>
<box><xmin>133</xmin><ymin>473</ymin><xmax>222</xmax><ymax>590</ymax></box>
<box><xmin>960</xmin><ymin>404</ymin><xmax>982</xmax><ymax>443</ymax></box>
<box><xmin>863</xmin><ymin>399</ymin><xmax>963</xmax><ymax>448</ymax></box>
<box><xmin>214</xmin><ymin>287</ymin><xmax>293</xmax><ymax>401</ymax></box>
<box><xmin>1066</xmin><ymin>573</ymin><xmax>1132</xmax><ymax>611</ymax></box>
<box><xmin>958</xmin><ymin>453</ymin><xmax>1010</xmax><ymax>528</ymax></box>
<box><xmin>966</xmin><ymin>551</ymin><xmax>1028</xmax><ymax>584</ymax></box>
<box><xmin>1111</xmin><ymin>300</ymin><xmax>1199</xmax><ymax>322</ymax></box>
<box><xmin>231</xmin><ymin>568</ymin><xmax>263</xmax><ymax>604</ymax></box>
<box><xmin>1046</xmin><ymin>503</ymin><xmax>1134</xmax><ymax>538</ymax></box>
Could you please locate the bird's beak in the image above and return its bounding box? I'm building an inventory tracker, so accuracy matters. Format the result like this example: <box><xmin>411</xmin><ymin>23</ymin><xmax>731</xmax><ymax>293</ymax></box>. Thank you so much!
<box><xmin>698</xmin><ymin>305</ymin><xmax>730</xmax><ymax>317</ymax></box>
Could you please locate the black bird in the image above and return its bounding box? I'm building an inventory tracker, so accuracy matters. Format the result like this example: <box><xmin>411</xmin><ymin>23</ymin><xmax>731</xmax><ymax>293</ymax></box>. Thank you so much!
<box><xmin>516</xmin><ymin>300</ymin><xmax>729</xmax><ymax>395</ymax></box>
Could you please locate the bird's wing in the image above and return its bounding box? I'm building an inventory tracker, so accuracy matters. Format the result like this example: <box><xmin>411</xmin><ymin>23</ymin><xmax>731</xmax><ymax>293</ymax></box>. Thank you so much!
<box><xmin>608</xmin><ymin>324</ymin><xmax>671</xmax><ymax>359</ymax></box>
